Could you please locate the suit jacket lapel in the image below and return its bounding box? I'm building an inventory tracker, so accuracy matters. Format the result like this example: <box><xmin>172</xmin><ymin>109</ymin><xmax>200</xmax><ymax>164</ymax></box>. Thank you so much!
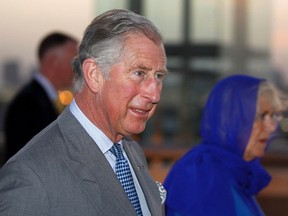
<box><xmin>57</xmin><ymin>109</ymin><xmax>136</xmax><ymax>215</ymax></box>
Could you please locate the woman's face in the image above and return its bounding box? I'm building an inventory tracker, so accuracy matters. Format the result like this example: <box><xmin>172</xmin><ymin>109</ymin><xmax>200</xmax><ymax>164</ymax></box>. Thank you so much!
<box><xmin>243</xmin><ymin>95</ymin><xmax>278</xmax><ymax>161</ymax></box>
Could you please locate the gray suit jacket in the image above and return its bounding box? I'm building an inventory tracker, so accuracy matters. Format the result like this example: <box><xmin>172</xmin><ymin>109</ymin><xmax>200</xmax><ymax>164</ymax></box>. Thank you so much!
<box><xmin>0</xmin><ymin>109</ymin><xmax>163</xmax><ymax>216</ymax></box>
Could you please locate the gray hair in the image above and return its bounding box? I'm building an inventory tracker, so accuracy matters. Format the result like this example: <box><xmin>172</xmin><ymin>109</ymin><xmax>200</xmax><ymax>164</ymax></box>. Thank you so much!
<box><xmin>72</xmin><ymin>9</ymin><xmax>164</xmax><ymax>92</ymax></box>
<box><xmin>258</xmin><ymin>81</ymin><xmax>288</xmax><ymax>112</ymax></box>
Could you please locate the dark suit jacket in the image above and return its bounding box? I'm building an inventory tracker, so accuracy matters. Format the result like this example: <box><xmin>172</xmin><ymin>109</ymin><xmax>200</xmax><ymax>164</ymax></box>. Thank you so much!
<box><xmin>4</xmin><ymin>79</ymin><xmax>58</xmax><ymax>161</ymax></box>
<box><xmin>0</xmin><ymin>108</ymin><xmax>163</xmax><ymax>216</ymax></box>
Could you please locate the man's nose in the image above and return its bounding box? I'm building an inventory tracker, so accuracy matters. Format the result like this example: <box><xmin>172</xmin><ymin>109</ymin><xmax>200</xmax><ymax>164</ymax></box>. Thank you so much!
<box><xmin>142</xmin><ymin>77</ymin><xmax>162</xmax><ymax>103</ymax></box>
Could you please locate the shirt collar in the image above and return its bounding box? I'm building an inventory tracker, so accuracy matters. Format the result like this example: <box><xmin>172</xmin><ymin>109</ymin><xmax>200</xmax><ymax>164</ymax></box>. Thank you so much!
<box><xmin>69</xmin><ymin>99</ymin><xmax>118</xmax><ymax>154</ymax></box>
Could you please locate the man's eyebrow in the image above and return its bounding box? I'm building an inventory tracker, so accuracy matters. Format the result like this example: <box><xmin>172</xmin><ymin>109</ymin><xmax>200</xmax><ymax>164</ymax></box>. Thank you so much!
<box><xmin>132</xmin><ymin>64</ymin><xmax>168</xmax><ymax>74</ymax></box>
<box><xmin>131</xmin><ymin>64</ymin><xmax>151</xmax><ymax>71</ymax></box>
<box><xmin>160</xmin><ymin>68</ymin><xmax>169</xmax><ymax>74</ymax></box>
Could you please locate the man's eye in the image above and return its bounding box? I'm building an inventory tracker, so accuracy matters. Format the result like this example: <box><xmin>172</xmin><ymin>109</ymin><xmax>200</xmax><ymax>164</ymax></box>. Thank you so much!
<box><xmin>155</xmin><ymin>72</ymin><xmax>165</xmax><ymax>80</ymax></box>
<box><xmin>135</xmin><ymin>71</ymin><xmax>145</xmax><ymax>77</ymax></box>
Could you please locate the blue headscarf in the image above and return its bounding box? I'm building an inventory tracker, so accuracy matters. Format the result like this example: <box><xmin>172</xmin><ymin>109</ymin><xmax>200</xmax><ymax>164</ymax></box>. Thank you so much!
<box><xmin>164</xmin><ymin>75</ymin><xmax>272</xmax><ymax>216</ymax></box>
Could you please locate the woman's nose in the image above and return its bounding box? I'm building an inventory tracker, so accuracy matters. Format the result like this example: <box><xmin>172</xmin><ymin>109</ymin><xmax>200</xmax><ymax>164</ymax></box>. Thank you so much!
<box><xmin>264</xmin><ymin>117</ymin><xmax>277</xmax><ymax>133</ymax></box>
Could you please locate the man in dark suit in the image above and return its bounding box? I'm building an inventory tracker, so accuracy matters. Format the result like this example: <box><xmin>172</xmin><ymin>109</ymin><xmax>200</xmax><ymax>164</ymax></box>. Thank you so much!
<box><xmin>0</xmin><ymin>9</ymin><xmax>167</xmax><ymax>215</ymax></box>
<box><xmin>4</xmin><ymin>32</ymin><xmax>78</xmax><ymax>161</ymax></box>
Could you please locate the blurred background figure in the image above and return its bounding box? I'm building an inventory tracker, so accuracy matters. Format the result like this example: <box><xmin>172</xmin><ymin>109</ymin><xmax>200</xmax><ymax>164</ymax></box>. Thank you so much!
<box><xmin>164</xmin><ymin>75</ymin><xmax>288</xmax><ymax>216</ymax></box>
<box><xmin>3</xmin><ymin>32</ymin><xmax>78</xmax><ymax>162</ymax></box>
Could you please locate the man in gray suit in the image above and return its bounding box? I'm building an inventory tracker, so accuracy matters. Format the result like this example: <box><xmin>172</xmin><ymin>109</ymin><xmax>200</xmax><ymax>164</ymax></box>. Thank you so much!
<box><xmin>0</xmin><ymin>9</ymin><xmax>167</xmax><ymax>216</ymax></box>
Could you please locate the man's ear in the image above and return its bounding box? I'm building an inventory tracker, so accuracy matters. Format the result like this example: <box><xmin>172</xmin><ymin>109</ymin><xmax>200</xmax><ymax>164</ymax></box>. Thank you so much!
<box><xmin>82</xmin><ymin>58</ymin><xmax>103</xmax><ymax>93</ymax></box>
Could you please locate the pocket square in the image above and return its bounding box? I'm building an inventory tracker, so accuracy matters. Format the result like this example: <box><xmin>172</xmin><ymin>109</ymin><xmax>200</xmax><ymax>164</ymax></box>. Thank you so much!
<box><xmin>156</xmin><ymin>181</ymin><xmax>166</xmax><ymax>204</ymax></box>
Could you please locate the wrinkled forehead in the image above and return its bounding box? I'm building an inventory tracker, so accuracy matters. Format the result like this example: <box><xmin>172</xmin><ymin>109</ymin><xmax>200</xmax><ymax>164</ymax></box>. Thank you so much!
<box><xmin>121</xmin><ymin>34</ymin><xmax>166</xmax><ymax>66</ymax></box>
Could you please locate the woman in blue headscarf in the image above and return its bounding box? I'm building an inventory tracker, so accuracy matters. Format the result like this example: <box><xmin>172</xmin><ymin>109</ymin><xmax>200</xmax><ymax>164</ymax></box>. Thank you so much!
<box><xmin>164</xmin><ymin>75</ymin><xmax>287</xmax><ymax>216</ymax></box>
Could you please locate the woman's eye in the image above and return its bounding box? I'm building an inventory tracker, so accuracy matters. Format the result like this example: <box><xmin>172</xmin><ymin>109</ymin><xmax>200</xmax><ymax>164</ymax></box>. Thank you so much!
<box><xmin>255</xmin><ymin>111</ymin><xmax>283</xmax><ymax>122</ymax></box>
<box><xmin>255</xmin><ymin>112</ymin><xmax>268</xmax><ymax>121</ymax></box>
<box><xmin>261</xmin><ymin>113</ymin><xmax>267</xmax><ymax>120</ymax></box>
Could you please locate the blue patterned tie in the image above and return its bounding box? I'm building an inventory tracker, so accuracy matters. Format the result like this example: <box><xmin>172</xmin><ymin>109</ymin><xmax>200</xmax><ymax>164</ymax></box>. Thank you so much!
<box><xmin>110</xmin><ymin>144</ymin><xmax>143</xmax><ymax>216</ymax></box>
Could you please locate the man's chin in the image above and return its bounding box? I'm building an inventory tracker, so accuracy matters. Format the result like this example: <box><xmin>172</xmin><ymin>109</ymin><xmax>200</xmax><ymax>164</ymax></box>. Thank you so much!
<box><xmin>126</xmin><ymin>125</ymin><xmax>146</xmax><ymax>136</ymax></box>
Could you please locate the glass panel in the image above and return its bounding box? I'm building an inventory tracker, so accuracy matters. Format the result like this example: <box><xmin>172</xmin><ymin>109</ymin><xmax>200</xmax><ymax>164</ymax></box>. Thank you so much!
<box><xmin>271</xmin><ymin>0</ymin><xmax>288</xmax><ymax>89</ymax></box>
<box><xmin>166</xmin><ymin>56</ymin><xmax>184</xmax><ymax>71</ymax></box>
<box><xmin>191</xmin><ymin>0</ymin><xmax>221</xmax><ymax>43</ymax></box>
<box><xmin>190</xmin><ymin>0</ymin><xmax>234</xmax><ymax>46</ymax></box>
<box><xmin>247</xmin><ymin>0</ymin><xmax>271</xmax><ymax>50</ymax></box>
<box><xmin>189</xmin><ymin>58</ymin><xmax>222</xmax><ymax>72</ymax></box>
<box><xmin>220</xmin><ymin>0</ymin><xmax>234</xmax><ymax>46</ymax></box>
<box><xmin>247</xmin><ymin>57</ymin><xmax>273</xmax><ymax>78</ymax></box>
<box><xmin>95</xmin><ymin>0</ymin><xmax>128</xmax><ymax>14</ymax></box>
<box><xmin>144</xmin><ymin>0</ymin><xmax>183</xmax><ymax>43</ymax></box>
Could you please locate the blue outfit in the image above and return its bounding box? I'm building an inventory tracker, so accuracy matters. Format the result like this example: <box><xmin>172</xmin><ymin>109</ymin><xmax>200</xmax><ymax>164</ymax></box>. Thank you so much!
<box><xmin>164</xmin><ymin>75</ymin><xmax>271</xmax><ymax>216</ymax></box>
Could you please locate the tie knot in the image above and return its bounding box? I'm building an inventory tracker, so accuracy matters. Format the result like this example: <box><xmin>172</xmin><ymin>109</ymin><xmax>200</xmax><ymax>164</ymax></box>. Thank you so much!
<box><xmin>110</xmin><ymin>143</ymin><xmax>124</xmax><ymax>159</ymax></box>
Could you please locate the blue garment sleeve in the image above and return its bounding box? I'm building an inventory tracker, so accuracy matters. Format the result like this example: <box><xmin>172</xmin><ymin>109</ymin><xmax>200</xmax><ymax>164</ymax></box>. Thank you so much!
<box><xmin>164</xmin><ymin>148</ymin><xmax>236</xmax><ymax>216</ymax></box>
